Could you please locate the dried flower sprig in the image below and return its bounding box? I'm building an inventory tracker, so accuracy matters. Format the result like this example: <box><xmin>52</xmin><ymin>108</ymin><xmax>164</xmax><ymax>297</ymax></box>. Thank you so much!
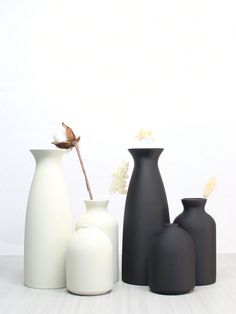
<box><xmin>135</xmin><ymin>129</ymin><xmax>155</xmax><ymax>141</ymax></box>
<box><xmin>52</xmin><ymin>122</ymin><xmax>93</xmax><ymax>200</ymax></box>
<box><xmin>203</xmin><ymin>177</ymin><xmax>216</xmax><ymax>198</ymax></box>
<box><xmin>110</xmin><ymin>162</ymin><xmax>129</xmax><ymax>195</ymax></box>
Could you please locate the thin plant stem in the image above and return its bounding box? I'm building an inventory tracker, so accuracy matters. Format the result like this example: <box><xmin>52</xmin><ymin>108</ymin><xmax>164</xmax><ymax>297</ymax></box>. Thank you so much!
<box><xmin>74</xmin><ymin>142</ymin><xmax>93</xmax><ymax>200</ymax></box>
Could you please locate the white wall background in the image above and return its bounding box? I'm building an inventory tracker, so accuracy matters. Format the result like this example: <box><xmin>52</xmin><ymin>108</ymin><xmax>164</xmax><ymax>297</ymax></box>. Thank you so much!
<box><xmin>0</xmin><ymin>0</ymin><xmax>236</xmax><ymax>254</ymax></box>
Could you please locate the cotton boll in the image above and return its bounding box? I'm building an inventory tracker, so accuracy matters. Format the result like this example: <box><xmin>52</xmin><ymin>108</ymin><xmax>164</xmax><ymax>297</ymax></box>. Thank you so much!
<box><xmin>53</xmin><ymin>126</ymin><xmax>67</xmax><ymax>143</ymax></box>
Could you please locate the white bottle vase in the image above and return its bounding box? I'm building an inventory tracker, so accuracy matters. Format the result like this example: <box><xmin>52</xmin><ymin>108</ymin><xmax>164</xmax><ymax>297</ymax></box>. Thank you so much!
<box><xmin>66</xmin><ymin>225</ymin><xmax>113</xmax><ymax>295</ymax></box>
<box><xmin>24</xmin><ymin>149</ymin><xmax>73</xmax><ymax>289</ymax></box>
<box><xmin>76</xmin><ymin>200</ymin><xmax>119</xmax><ymax>282</ymax></box>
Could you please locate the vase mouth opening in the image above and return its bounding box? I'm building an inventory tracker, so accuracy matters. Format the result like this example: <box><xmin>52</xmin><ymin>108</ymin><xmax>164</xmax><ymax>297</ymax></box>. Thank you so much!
<box><xmin>77</xmin><ymin>224</ymin><xmax>97</xmax><ymax>229</ymax></box>
<box><xmin>182</xmin><ymin>197</ymin><xmax>207</xmax><ymax>201</ymax></box>
<box><xmin>30</xmin><ymin>149</ymin><xmax>68</xmax><ymax>160</ymax></box>
<box><xmin>84</xmin><ymin>199</ymin><xmax>109</xmax><ymax>209</ymax></box>
<box><xmin>181</xmin><ymin>197</ymin><xmax>207</xmax><ymax>208</ymax></box>
<box><xmin>128</xmin><ymin>148</ymin><xmax>164</xmax><ymax>151</ymax></box>
<box><xmin>30</xmin><ymin>149</ymin><xmax>67</xmax><ymax>152</ymax></box>
<box><xmin>84</xmin><ymin>199</ymin><xmax>109</xmax><ymax>203</ymax></box>
<box><xmin>30</xmin><ymin>148</ymin><xmax>68</xmax><ymax>157</ymax></box>
<box><xmin>164</xmin><ymin>223</ymin><xmax>178</xmax><ymax>227</ymax></box>
<box><xmin>128</xmin><ymin>148</ymin><xmax>164</xmax><ymax>159</ymax></box>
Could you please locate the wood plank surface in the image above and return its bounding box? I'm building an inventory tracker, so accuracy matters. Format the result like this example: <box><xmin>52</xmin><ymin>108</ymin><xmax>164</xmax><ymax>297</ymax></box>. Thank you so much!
<box><xmin>0</xmin><ymin>255</ymin><xmax>235</xmax><ymax>314</ymax></box>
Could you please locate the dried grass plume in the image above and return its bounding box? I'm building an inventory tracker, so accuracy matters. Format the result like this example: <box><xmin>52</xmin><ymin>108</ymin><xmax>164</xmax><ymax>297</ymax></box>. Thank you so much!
<box><xmin>135</xmin><ymin>129</ymin><xmax>154</xmax><ymax>141</ymax></box>
<box><xmin>203</xmin><ymin>177</ymin><xmax>216</xmax><ymax>198</ymax></box>
<box><xmin>110</xmin><ymin>162</ymin><xmax>129</xmax><ymax>195</ymax></box>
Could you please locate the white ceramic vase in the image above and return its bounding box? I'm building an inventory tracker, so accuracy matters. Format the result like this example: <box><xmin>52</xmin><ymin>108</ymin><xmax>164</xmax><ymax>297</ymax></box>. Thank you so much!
<box><xmin>24</xmin><ymin>149</ymin><xmax>73</xmax><ymax>289</ymax></box>
<box><xmin>76</xmin><ymin>200</ymin><xmax>119</xmax><ymax>282</ymax></box>
<box><xmin>66</xmin><ymin>225</ymin><xmax>113</xmax><ymax>295</ymax></box>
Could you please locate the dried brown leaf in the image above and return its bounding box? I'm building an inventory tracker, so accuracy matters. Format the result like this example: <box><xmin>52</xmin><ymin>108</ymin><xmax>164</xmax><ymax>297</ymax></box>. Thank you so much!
<box><xmin>62</xmin><ymin>122</ymin><xmax>76</xmax><ymax>142</ymax></box>
<box><xmin>52</xmin><ymin>141</ymin><xmax>74</xmax><ymax>149</ymax></box>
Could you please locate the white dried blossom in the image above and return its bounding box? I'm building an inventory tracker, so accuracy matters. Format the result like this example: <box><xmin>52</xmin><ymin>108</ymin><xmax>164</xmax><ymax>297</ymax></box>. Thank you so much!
<box><xmin>135</xmin><ymin>129</ymin><xmax>154</xmax><ymax>141</ymax></box>
<box><xmin>130</xmin><ymin>129</ymin><xmax>156</xmax><ymax>148</ymax></box>
<box><xmin>53</xmin><ymin>126</ymin><xmax>67</xmax><ymax>143</ymax></box>
<box><xmin>110</xmin><ymin>162</ymin><xmax>129</xmax><ymax>195</ymax></box>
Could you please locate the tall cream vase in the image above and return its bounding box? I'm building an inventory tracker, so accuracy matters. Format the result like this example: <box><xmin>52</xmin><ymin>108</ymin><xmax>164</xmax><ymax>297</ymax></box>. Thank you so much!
<box><xmin>24</xmin><ymin>149</ymin><xmax>73</xmax><ymax>289</ymax></box>
<box><xmin>76</xmin><ymin>200</ymin><xmax>119</xmax><ymax>282</ymax></box>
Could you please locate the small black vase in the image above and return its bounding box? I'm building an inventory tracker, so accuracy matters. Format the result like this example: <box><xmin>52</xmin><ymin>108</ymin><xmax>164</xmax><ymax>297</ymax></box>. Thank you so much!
<box><xmin>174</xmin><ymin>198</ymin><xmax>216</xmax><ymax>286</ymax></box>
<box><xmin>122</xmin><ymin>148</ymin><xmax>170</xmax><ymax>285</ymax></box>
<box><xmin>148</xmin><ymin>223</ymin><xmax>195</xmax><ymax>295</ymax></box>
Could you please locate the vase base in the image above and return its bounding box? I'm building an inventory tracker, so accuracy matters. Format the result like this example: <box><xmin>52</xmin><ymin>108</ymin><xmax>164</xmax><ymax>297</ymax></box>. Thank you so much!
<box><xmin>196</xmin><ymin>279</ymin><xmax>216</xmax><ymax>286</ymax></box>
<box><xmin>150</xmin><ymin>288</ymin><xmax>194</xmax><ymax>295</ymax></box>
<box><xmin>122</xmin><ymin>278</ymin><xmax>148</xmax><ymax>286</ymax></box>
<box><xmin>24</xmin><ymin>282</ymin><xmax>66</xmax><ymax>290</ymax></box>
<box><xmin>67</xmin><ymin>288</ymin><xmax>112</xmax><ymax>296</ymax></box>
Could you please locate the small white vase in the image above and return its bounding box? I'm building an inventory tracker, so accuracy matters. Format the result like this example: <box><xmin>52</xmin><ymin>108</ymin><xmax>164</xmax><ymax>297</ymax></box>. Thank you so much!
<box><xmin>76</xmin><ymin>200</ymin><xmax>119</xmax><ymax>282</ymax></box>
<box><xmin>66</xmin><ymin>225</ymin><xmax>113</xmax><ymax>295</ymax></box>
<box><xmin>24</xmin><ymin>149</ymin><xmax>73</xmax><ymax>289</ymax></box>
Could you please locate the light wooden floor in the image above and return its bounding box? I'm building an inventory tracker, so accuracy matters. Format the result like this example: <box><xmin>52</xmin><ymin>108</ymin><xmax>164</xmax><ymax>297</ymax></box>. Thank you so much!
<box><xmin>0</xmin><ymin>255</ymin><xmax>235</xmax><ymax>314</ymax></box>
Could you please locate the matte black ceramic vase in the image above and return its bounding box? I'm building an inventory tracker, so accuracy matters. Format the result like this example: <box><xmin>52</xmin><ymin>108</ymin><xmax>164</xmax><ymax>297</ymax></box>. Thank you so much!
<box><xmin>174</xmin><ymin>198</ymin><xmax>216</xmax><ymax>286</ymax></box>
<box><xmin>122</xmin><ymin>148</ymin><xmax>170</xmax><ymax>285</ymax></box>
<box><xmin>148</xmin><ymin>223</ymin><xmax>195</xmax><ymax>295</ymax></box>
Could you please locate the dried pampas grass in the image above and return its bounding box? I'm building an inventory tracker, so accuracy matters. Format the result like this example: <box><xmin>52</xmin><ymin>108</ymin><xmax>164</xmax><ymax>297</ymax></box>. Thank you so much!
<box><xmin>135</xmin><ymin>129</ymin><xmax>154</xmax><ymax>141</ymax></box>
<box><xmin>110</xmin><ymin>162</ymin><xmax>129</xmax><ymax>195</ymax></box>
<box><xmin>203</xmin><ymin>177</ymin><xmax>216</xmax><ymax>198</ymax></box>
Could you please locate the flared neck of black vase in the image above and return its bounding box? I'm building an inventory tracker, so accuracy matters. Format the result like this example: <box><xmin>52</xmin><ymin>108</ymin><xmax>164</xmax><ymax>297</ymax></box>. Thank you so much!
<box><xmin>128</xmin><ymin>148</ymin><xmax>164</xmax><ymax>163</ymax></box>
<box><xmin>164</xmin><ymin>223</ymin><xmax>179</xmax><ymax>228</ymax></box>
<box><xmin>182</xmin><ymin>198</ymin><xmax>207</xmax><ymax>211</ymax></box>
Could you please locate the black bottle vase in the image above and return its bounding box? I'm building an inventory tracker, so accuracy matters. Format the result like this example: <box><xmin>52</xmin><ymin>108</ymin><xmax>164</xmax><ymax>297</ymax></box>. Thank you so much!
<box><xmin>148</xmin><ymin>223</ymin><xmax>195</xmax><ymax>295</ymax></box>
<box><xmin>174</xmin><ymin>198</ymin><xmax>216</xmax><ymax>285</ymax></box>
<box><xmin>122</xmin><ymin>148</ymin><xmax>170</xmax><ymax>285</ymax></box>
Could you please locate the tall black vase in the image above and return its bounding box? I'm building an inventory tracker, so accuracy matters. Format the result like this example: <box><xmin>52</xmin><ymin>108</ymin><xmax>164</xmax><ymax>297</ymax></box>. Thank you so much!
<box><xmin>148</xmin><ymin>223</ymin><xmax>195</xmax><ymax>295</ymax></box>
<box><xmin>174</xmin><ymin>198</ymin><xmax>216</xmax><ymax>285</ymax></box>
<box><xmin>122</xmin><ymin>148</ymin><xmax>170</xmax><ymax>285</ymax></box>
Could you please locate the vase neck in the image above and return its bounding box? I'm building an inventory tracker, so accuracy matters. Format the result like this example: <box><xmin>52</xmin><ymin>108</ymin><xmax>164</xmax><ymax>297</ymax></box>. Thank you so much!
<box><xmin>30</xmin><ymin>149</ymin><xmax>66</xmax><ymax>164</ymax></box>
<box><xmin>164</xmin><ymin>223</ymin><xmax>179</xmax><ymax>228</ymax></box>
<box><xmin>128</xmin><ymin>148</ymin><xmax>163</xmax><ymax>165</ymax></box>
<box><xmin>182</xmin><ymin>198</ymin><xmax>207</xmax><ymax>211</ymax></box>
<box><xmin>84</xmin><ymin>200</ymin><xmax>109</xmax><ymax>212</ymax></box>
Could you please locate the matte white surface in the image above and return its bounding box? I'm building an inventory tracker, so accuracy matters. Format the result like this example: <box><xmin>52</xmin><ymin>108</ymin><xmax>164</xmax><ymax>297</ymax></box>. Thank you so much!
<box><xmin>76</xmin><ymin>200</ymin><xmax>119</xmax><ymax>282</ymax></box>
<box><xmin>1</xmin><ymin>0</ymin><xmax>236</xmax><ymax>254</ymax></box>
<box><xmin>0</xmin><ymin>255</ymin><xmax>235</xmax><ymax>314</ymax></box>
<box><xmin>24</xmin><ymin>150</ymin><xmax>73</xmax><ymax>288</ymax></box>
<box><xmin>66</xmin><ymin>226</ymin><xmax>113</xmax><ymax>295</ymax></box>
